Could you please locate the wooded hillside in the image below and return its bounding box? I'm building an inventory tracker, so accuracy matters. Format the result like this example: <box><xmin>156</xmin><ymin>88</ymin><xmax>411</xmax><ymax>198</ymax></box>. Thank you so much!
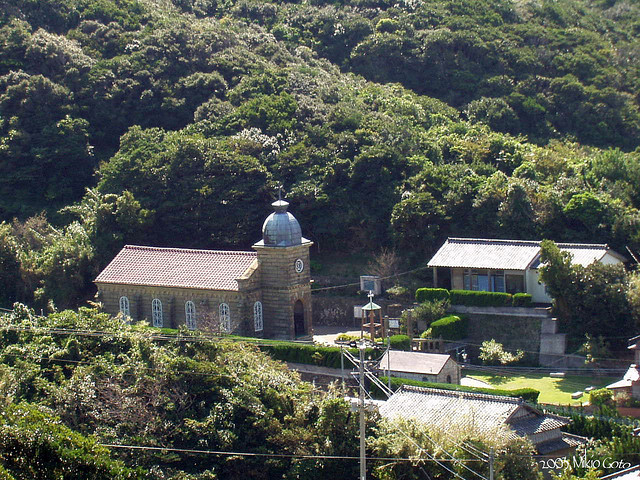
<box><xmin>0</xmin><ymin>0</ymin><xmax>639</xmax><ymax>309</ymax></box>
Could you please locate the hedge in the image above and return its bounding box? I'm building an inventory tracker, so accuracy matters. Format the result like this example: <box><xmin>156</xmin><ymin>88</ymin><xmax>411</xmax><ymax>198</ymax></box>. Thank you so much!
<box><xmin>389</xmin><ymin>335</ymin><xmax>411</xmax><ymax>351</ymax></box>
<box><xmin>450</xmin><ymin>290</ymin><xmax>513</xmax><ymax>307</ymax></box>
<box><xmin>371</xmin><ymin>376</ymin><xmax>539</xmax><ymax>403</ymax></box>
<box><xmin>512</xmin><ymin>293</ymin><xmax>533</xmax><ymax>307</ymax></box>
<box><xmin>430</xmin><ymin>315</ymin><xmax>468</xmax><ymax>340</ymax></box>
<box><xmin>258</xmin><ymin>343</ymin><xmax>377</xmax><ymax>369</ymax></box>
<box><xmin>415</xmin><ymin>288</ymin><xmax>450</xmax><ymax>303</ymax></box>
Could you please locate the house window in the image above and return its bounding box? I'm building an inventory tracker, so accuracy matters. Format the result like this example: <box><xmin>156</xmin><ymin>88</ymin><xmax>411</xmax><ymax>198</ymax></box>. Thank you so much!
<box><xmin>491</xmin><ymin>271</ymin><xmax>505</xmax><ymax>292</ymax></box>
<box><xmin>185</xmin><ymin>301</ymin><xmax>196</xmax><ymax>330</ymax></box>
<box><xmin>152</xmin><ymin>298</ymin><xmax>163</xmax><ymax>327</ymax></box>
<box><xmin>506</xmin><ymin>274</ymin><xmax>525</xmax><ymax>294</ymax></box>
<box><xmin>254</xmin><ymin>301</ymin><xmax>263</xmax><ymax>332</ymax></box>
<box><xmin>219</xmin><ymin>303</ymin><xmax>230</xmax><ymax>333</ymax></box>
<box><xmin>119</xmin><ymin>296</ymin><xmax>130</xmax><ymax>317</ymax></box>
<box><xmin>463</xmin><ymin>270</ymin><xmax>489</xmax><ymax>291</ymax></box>
<box><xmin>446</xmin><ymin>375</ymin><xmax>452</xmax><ymax>383</ymax></box>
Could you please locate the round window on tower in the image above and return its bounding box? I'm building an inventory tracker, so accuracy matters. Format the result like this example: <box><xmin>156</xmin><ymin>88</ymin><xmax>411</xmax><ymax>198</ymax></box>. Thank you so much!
<box><xmin>295</xmin><ymin>258</ymin><xmax>304</xmax><ymax>273</ymax></box>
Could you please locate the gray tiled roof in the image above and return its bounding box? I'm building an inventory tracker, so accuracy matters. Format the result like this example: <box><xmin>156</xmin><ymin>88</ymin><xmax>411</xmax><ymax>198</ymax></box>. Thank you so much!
<box><xmin>601</xmin><ymin>465</ymin><xmax>640</xmax><ymax>479</ymax></box>
<box><xmin>427</xmin><ymin>237</ymin><xmax>623</xmax><ymax>270</ymax></box>
<box><xmin>379</xmin><ymin>385</ymin><xmax>521</xmax><ymax>435</ymax></box>
<box><xmin>536</xmin><ymin>432</ymin><xmax>587</xmax><ymax>455</ymax></box>
<box><xmin>379</xmin><ymin>385</ymin><xmax>572</xmax><ymax>451</ymax></box>
<box><xmin>510</xmin><ymin>412</ymin><xmax>569</xmax><ymax>436</ymax></box>
<box><xmin>380</xmin><ymin>351</ymin><xmax>453</xmax><ymax>375</ymax></box>
<box><xmin>94</xmin><ymin>245</ymin><xmax>257</xmax><ymax>291</ymax></box>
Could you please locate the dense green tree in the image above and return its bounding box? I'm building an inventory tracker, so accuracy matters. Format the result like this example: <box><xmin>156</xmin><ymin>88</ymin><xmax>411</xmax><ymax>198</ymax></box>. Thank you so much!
<box><xmin>0</xmin><ymin>223</ymin><xmax>20</xmax><ymax>307</ymax></box>
<box><xmin>98</xmin><ymin>127</ymin><xmax>272</xmax><ymax>248</ymax></box>
<box><xmin>539</xmin><ymin>240</ymin><xmax>633</xmax><ymax>348</ymax></box>
<box><xmin>0</xmin><ymin>402</ymin><xmax>145</xmax><ymax>480</ymax></box>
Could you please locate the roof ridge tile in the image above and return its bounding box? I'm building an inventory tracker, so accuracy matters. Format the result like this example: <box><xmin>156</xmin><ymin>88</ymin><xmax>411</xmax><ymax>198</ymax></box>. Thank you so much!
<box><xmin>124</xmin><ymin>245</ymin><xmax>257</xmax><ymax>256</ymax></box>
<box><xmin>400</xmin><ymin>384</ymin><xmax>522</xmax><ymax>404</ymax></box>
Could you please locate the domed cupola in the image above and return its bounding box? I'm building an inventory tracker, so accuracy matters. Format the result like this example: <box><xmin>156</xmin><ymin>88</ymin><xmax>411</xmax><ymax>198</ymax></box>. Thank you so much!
<box><xmin>262</xmin><ymin>200</ymin><xmax>303</xmax><ymax>247</ymax></box>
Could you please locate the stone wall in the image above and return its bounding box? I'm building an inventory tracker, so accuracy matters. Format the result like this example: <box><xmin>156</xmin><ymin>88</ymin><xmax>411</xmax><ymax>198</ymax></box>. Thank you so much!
<box><xmin>96</xmin><ymin>283</ymin><xmax>251</xmax><ymax>334</ymax></box>
<box><xmin>311</xmin><ymin>295</ymin><xmax>408</xmax><ymax>327</ymax></box>
<box><xmin>466</xmin><ymin>313</ymin><xmax>543</xmax><ymax>362</ymax></box>
<box><xmin>312</xmin><ymin>296</ymin><xmax>362</xmax><ymax>327</ymax></box>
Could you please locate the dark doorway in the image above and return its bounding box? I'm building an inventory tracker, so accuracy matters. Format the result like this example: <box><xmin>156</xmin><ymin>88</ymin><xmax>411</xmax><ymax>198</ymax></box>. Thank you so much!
<box><xmin>435</xmin><ymin>267</ymin><xmax>451</xmax><ymax>290</ymax></box>
<box><xmin>294</xmin><ymin>300</ymin><xmax>305</xmax><ymax>337</ymax></box>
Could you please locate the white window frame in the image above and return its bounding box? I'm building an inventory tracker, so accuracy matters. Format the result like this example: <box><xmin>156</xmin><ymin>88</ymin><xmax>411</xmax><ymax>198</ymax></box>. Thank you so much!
<box><xmin>219</xmin><ymin>303</ymin><xmax>230</xmax><ymax>333</ymax></box>
<box><xmin>254</xmin><ymin>301</ymin><xmax>263</xmax><ymax>332</ymax></box>
<box><xmin>119</xmin><ymin>296</ymin><xmax>130</xmax><ymax>318</ymax></box>
<box><xmin>185</xmin><ymin>301</ymin><xmax>196</xmax><ymax>330</ymax></box>
<box><xmin>152</xmin><ymin>298</ymin><xmax>163</xmax><ymax>327</ymax></box>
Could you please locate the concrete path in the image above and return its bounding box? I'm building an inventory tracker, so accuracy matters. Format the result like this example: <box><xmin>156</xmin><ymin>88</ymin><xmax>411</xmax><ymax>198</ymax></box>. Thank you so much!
<box><xmin>460</xmin><ymin>376</ymin><xmax>494</xmax><ymax>389</ymax></box>
<box><xmin>313</xmin><ymin>325</ymin><xmax>361</xmax><ymax>346</ymax></box>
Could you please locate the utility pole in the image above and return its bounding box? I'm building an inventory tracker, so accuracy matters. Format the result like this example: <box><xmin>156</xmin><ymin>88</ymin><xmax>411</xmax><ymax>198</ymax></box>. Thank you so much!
<box><xmin>340</xmin><ymin>345</ymin><xmax>345</xmax><ymax>395</ymax></box>
<box><xmin>489</xmin><ymin>447</ymin><xmax>494</xmax><ymax>480</ymax></box>
<box><xmin>386</xmin><ymin>317</ymin><xmax>391</xmax><ymax>392</ymax></box>
<box><xmin>359</xmin><ymin>339</ymin><xmax>366</xmax><ymax>480</ymax></box>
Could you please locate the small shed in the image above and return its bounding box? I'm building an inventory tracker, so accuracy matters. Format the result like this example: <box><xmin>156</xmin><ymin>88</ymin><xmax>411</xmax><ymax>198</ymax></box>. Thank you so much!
<box><xmin>379</xmin><ymin>350</ymin><xmax>460</xmax><ymax>385</ymax></box>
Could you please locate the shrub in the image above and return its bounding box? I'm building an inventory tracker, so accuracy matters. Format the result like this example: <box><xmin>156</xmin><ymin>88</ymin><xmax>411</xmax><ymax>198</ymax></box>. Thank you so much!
<box><xmin>335</xmin><ymin>333</ymin><xmax>360</xmax><ymax>342</ymax></box>
<box><xmin>420</xmin><ymin>328</ymin><xmax>433</xmax><ymax>339</ymax></box>
<box><xmin>389</xmin><ymin>334</ymin><xmax>411</xmax><ymax>351</ymax></box>
<box><xmin>372</xmin><ymin>376</ymin><xmax>539</xmax><ymax>403</ymax></box>
<box><xmin>413</xmin><ymin>299</ymin><xmax>450</xmax><ymax>325</ymax></box>
<box><xmin>259</xmin><ymin>343</ymin><xmax>377</xmax><ymax>368</ymax></box>
<box><xmin>386</xmin><ymin>285</ymin><xmax>410</xmax><ymax>300</ymax></box>
<box><xmin>430</xmin><ymin>315</ymin><xmax>468</xmax><ymax>340</ymax></box>
<box><xmin>512</xmin><ymin>293</ymin><xmax>532</xmax><ymax>307</ymax></box>
<box><xmin>450</xmin><ymin>290</ymin><xmax>513</xmax><ymax>307</ymax></box>
<box><xmin>415</xmin><ymin>288</ymin><xmax>450</xmax><ymax>303</ymax></box>
<box><xmin>479</xmin><ymin>339</ymin><xmax>524</xmax><ymax>365</ymax></box>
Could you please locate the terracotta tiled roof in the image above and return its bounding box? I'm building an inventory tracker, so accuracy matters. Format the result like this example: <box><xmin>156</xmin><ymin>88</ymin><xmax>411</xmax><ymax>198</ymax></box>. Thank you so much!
<box><xmin>427</xmin><ymin>237</ymin><xmax>624</xmax><ymax>270</ymax></box>
<box><xmin>94</xmin><ymin>245</ymin><xmax>257</xmax><ymax>291</ymax></box>
<box><xmin>380</xmin><ymin>351</ymin><xmax>453</xmax><ymax>375</ymax></box>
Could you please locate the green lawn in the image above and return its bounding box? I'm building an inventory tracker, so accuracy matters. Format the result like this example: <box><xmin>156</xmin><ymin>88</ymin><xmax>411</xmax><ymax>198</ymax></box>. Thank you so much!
<box><xmin>465</xmin><ymin>369</ymin><xmax>617</xmax><ymax>405</ymax></box>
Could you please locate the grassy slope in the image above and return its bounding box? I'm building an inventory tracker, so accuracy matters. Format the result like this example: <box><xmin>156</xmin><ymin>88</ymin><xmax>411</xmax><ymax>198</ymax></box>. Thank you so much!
<box><xmin>466</xmin><ymin>369</ymin><xmax>617</xmax><ymax>405</ymax></box>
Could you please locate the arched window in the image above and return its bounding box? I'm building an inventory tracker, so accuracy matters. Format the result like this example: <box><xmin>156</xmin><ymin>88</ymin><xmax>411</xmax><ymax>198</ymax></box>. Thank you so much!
<box><xmin>119</xmin><ymin>296</ymin><xmax>130</xmax><ymax>317</ymax></box>
<box><xmin>219</xmin><ymin>303</ymin><xmax>230</xmax><ymax>333</ymax></box>
<box><xmin>253</xmin><ymin>301</ymin><xmax>263</xmax><ymax>332</ymax></box>
<box><xmin>152</xmin><ymin>298</ymin><xmax>163</xmax><ymax>327</ymax></box>
<box><xmin>446</xmin><ymin>375</ymin><xmax>452</xmax><ymax>384</ymax></box>
<box><xmin>185</xmin><ymin>301</ymin><xmax>196</xmax><ymax>330</ymax></box>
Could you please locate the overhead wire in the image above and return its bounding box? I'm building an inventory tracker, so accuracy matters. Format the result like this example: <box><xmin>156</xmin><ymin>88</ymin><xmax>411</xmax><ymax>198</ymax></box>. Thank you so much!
<box><xmin>349</xmin><ymin>347</ymin><xmax>488</xmax><ymax>480</ymax></box>
<box><xmin>100</xmin><ymin>442</ymin><xmax>485</xmax><ymax>462</ymax></box>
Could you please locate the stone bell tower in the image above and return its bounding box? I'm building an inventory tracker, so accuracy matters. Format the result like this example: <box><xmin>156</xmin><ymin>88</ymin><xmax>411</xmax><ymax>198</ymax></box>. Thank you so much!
<box><xmin>253</xmin><ymin>199</ymin><xmax>313</xmax><ymax>340</ymax></box>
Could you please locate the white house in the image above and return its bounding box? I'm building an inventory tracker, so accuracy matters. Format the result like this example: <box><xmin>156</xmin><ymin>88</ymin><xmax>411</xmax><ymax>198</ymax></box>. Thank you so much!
<box><xmin>379</xmin><ymin>350</ymin><xmax>461</xmax><ymax>384</ymax></box>
<box><xmin>428</xmin><ymin>238</ymin><xmax>625</xmax><ymax>304</ymax></box>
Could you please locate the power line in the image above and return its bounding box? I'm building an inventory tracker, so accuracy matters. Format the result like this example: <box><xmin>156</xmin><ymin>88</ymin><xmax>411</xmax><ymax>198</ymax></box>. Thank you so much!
<box><xmin>100</xmin><ymin>443</ymin><xmax>485</xmax><ymax>462</ymax></box>
<box><xmin>312</xmin><ymin>264</ymin><xmax>431</xmax><ymax>292</ymax></box>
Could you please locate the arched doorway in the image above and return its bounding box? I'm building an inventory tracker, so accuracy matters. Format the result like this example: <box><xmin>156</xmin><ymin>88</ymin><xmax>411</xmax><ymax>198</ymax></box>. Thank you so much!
<box><xmin>294</xmin><ymin>300</ymin><xmax>305</xmax><ymax>337</ymax></box>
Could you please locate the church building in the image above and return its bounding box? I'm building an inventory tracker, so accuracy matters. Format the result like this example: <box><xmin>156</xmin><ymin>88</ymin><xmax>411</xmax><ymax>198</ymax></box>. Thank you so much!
<box><xmin>94</xmin><ymin>199</ymin><xmax>313</xmax><ymax>340</ymax></box>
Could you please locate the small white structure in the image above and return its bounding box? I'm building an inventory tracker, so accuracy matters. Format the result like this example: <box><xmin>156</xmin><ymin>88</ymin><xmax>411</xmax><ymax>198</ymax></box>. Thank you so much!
<box><xmin>428</xmin><ymin>238</ymin><xmax>625</xmax><ymax>303</ymax></box>
<box><xmin>379</xmin><ymin>350</ymin><xmax>460</xmax><ymax>385</ymax></box>
<box><xmin>607</xmin><ymin>335</ymin><xmax>640</xmax><ymax>400</ymax></box>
